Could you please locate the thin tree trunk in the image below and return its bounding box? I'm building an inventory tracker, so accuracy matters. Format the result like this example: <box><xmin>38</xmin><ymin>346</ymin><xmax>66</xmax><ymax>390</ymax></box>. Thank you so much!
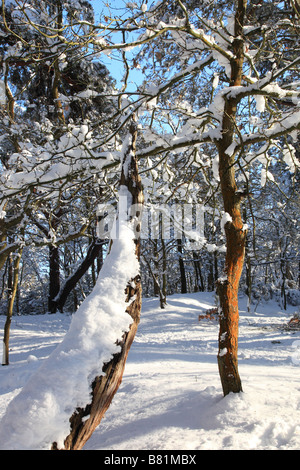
<box><xmin>2</xmin><ymin>249</ymin><xmax>23</xmax><ymax>366</ymax></box>
<box><xmin>177</xmin><ymin>237</ymin><xmax>187</xmax><ymax>294</ymax></box>
<box><xmin>214</xmin><ymin>251</ymin><xmax>219</xmax><ymax>285</ymax></box>
<box><xmin>243</xmin><ymin>208</ymin><xmax>252</xmax><ymax>312</ymax></box>
<box><xmin>52</xmin><ymin>0</ymin><xmax>65</xmax><ymax>127</ymax></box>
<box><xmin>47</xmin><ymin>206</ymin><xmax>63</xmax><ymax>313</ymax></box>
<box><xmin>216</xmin><ymin>0</ymin><xmax>247</xmax><ymax>396</ymax></box>
<box><xmin>54</xmin><ymin>116</ymin><xmax>144</xmax><ymax>450</ymax></box>
<box><xmin>208</xmin><ymin>254</ymin><xmax>214</xmax><ymax>291</ymax></box>
<box><xmin>280</xmin><ymin>258</ymin><xmax>287</xmax><ymax>310</ymax></box>
<box><xmin>153</xmin><ymin>239</ymin><xmax>160</xmax><ymax>296</ymax></box>
<box><xmin>48</xmin><ymin>245</ymin><xmax>60</xmax><ymax>313</ymax></box>
<box><xmin>192</xmin><ymin>252</ymin><xmax>204</xmax><ymax>292</ymax></box>
<box><xmin>142</xmin><ymin>253</ymin><xmax>166</xmax><ymax>309</ymax></box>
<box><xmin>246</xmin><ymin>254</ymin><xmax>252</xmax><ymax>312</ymax></box>
<box><xmin>161</xmin><ymin>236</ymin><xmax>167</xmax><ymax>307</ymax></box>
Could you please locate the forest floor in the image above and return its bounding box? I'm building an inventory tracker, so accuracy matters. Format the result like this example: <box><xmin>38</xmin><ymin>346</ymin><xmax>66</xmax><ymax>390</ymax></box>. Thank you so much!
<box><xmin>1</xmin><ymin>291</ymin><xmax>300</xmax><ymax>450</ymax></box>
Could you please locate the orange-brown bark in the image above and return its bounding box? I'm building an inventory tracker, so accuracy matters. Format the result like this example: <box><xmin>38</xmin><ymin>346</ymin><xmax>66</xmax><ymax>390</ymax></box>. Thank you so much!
<box><xmin>216</xmin><ymin>0</ymin><xmax>247</xmax><ymax>396</ymax></box>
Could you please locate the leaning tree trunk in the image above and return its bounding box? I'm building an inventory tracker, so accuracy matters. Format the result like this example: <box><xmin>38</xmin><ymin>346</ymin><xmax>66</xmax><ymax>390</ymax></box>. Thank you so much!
<box><xmin>216</xmin><ymin>0</ymin><xmax>247</xmax><ymax>396</ymax></box>
<box><xmin>53</xmin><ymin>239</ymin><xmax>104</xmax><ymax>313</ymax></box>
<box><xmin>53</xmin><ymin>116</ymin><xmax>144</xmax><ymax>450</ymax></box>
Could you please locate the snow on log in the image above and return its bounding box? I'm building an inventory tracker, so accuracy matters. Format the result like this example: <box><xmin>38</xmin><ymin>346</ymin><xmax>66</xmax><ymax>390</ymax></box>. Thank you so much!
<box><xmin>0</xmin><ymin>220</ymin><xmax>139</xmax><ymax>450</ymax></box>
<box><xmin>0</xmin><ymin>118</ymin><xmax>143</xmax><ymax>450</ymax></box>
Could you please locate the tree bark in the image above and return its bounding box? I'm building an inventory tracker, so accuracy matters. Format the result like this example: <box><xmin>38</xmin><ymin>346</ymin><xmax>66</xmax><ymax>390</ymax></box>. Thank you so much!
<box><xmin>216</xmin><ymin>0</ymin><xmax>247</xmax><ymax>396</ymax></box>
<box><xmin>2</xmin><ymin>249</ymin><xmax>23</xmax><ymax>365</ymax></box>
<box><xmin>53</xmin><ymin>116</ymin><xmax>143</xmax><ymax>450</ymax></box>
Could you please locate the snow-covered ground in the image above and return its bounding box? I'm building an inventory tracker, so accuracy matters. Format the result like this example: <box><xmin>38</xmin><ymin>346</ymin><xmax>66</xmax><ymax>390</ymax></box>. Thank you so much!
<box><xmin>1</xmin><ymin>291</ymin><xmax>300</xmax><ymax>450</ymax></box>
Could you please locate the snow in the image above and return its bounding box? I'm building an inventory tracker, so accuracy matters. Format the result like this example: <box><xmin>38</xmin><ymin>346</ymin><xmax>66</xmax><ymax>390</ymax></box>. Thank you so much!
<box><xmin>255</xmin><ymin>94</ymin><xmax>265</xmax><ymax>113</ymax></box>
<box><xmin>212</xmin><ymin>73</ymin><xmax>219</xmax><ymax>90</ymax></box>
<box><xmin>212</xmin><ymin>154</ymin><xmax>220</xmax><ymax>182</ymax></box>
<box><xmin>220</xmin><ymin>212</ymin><xmax>232</xmax><ymax>234</ymax></box>
<box><xmin>0</xmin><ymin>218</ymin><xmax>139</xmax><ymax>450</ymax></box>
<box><xmin>261</xmin><ymin>168</ymin><xmax>275</xmax><ymax>187</ymax></box>
<box><xmin>0</xmin><ymin>80</ymin><xmax>5</xmax><ymax>105</ymax></box>
<box><xmin>1</xmin><ymin>291</ymin><xmax>300</xmax><ymax>450</ymax></box>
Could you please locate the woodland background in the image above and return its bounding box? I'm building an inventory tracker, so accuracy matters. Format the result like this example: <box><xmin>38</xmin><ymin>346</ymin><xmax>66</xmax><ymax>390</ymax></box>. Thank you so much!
<box><xmin>0</xmin><ymin>0</ymin><xmax>299</xmax><ymax>319</ymax></box>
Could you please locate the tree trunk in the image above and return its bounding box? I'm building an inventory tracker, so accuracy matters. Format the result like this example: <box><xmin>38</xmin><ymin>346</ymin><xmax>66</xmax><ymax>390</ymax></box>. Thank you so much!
<box><xmin>2</xmin><ymin>249</ymin><xmax>22</xmax><ymax>365</ymax></box>
<box><xmin>53</xmin><ymin>116</ymin><xmax>144</xmax><ymax>450</ymax></box>
<box><xmin>53</xmin><ymin>239</ymin><xmax>105</xmax><ymax>312</ymax></box>
<box><xmin>153</xmin><ymin>239</ymin><xmax>160</xmax><ymax>296</ymax></box>
<box><xmin>243</xmin><ymin>208</ymin><xmax>252</xmax><ymax>312</ymax></box>
<box><xmin>161</xmin><ymin>236</ymin><xmax>167</xmax><ymax>308</ymax></box>
<box><xmin>280</xmin><ymin>258</ymin><xmax>287</xmax><ymax>310</ymax></box>
<box><xmin>208</xmin><ymin>254</ymin><xmax>214</xmax><ymax>291</ymax></box>
<box><xmin>48</xmin><ymin>244</ymin><xmax>60</xmax><ymax>313</ymax></box>
<box><xmin>59</xmin><ymin>285</ymin><xmax>142</xmax><ymax>450</ymax></box>
<box><xmin>177</xmin><ymin>238</ymin><xmax>187</xmax><ymax>294</ymax></box>
<box><xmin>245</xmin><ymin>253</ymin><xmax>252</xmax><ymax>312</ymax></box>
<box><xmin>192</xmin><ymin>252</ymin><xmax>204</xmax><ymax>292</ymax></box>
<box><xmin>216</xmin><ymin>0</ymin><xmax>247</xmax><ymax>396</ymax></box>
<box><xmin>214</xmin><ymin>251</ymin><xmax>219</xmax><ymax>285</ymax></box>
<box><xmin>142</xmin><ymin>253</ymin><xmax>166</xmax><ymax>309</ymax></box>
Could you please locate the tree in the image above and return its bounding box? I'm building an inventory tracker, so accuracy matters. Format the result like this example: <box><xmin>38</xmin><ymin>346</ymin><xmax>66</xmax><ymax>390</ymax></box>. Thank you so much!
<box><xmin>52</xmin><ymin>117</ymin><xmax>143</xmax><ymax>450</ymax></box>
<box><xmin>92</xmin><ymin>0</ymin><xmax>300</xmax><ymax>395</ymax></box>
<box><xmin>213</xmin><ymin>0</ymin><xmax>247</xmax><ymax>395</ymax></box>
<box><xmin>2</xmin><ymin>247</ymin><xmax>23</xmax><ymax>365</ymax></box>
<box><xmin>1</xmin><ymin>0</ymin><xmax>300</xmax><ymax>450</ymax></box>
<box><xmin>0</xmin><ymin>0</ymin><xmax>117</xmax><ymax>318</ymax></box>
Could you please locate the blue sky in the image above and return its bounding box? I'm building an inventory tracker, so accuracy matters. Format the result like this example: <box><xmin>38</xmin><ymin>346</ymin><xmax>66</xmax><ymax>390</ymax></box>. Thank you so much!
<box><xmin>91</xmin><ymin>0</ymin><xmax>146</xmax><ymax>90</ymax></box>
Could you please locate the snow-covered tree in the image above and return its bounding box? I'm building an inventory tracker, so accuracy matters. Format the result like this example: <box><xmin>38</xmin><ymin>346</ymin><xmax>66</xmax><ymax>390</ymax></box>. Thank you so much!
<box><xmin>89</xmin><ymin>0</ymin><xmax>300</xmax><ymax>395</ymax></box>
<box><xmin>1</xmin><ymin>0</ymin><xmax>300</xmax><ymax>450</ymax></box>
<box><xmin>0</xmin><ymin>0</ymin><xmax>118</xmax><ymax>318</ymax></box>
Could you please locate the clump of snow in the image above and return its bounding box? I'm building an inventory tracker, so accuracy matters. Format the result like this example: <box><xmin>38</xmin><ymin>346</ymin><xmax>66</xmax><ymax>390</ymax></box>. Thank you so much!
<box><xmin>220</xmin><ymin>212</ymin><xmax>232</xmax><ymax>234</ymax></box>
<box><xmin>255</xmin><ymin>94</ymin><xmax>265</xmax><ymax>113</ymax></box>
<box><xmin>225</xmin><ymin>142</ymin><xmax>237</xmax><ymax>157</ymax></box>
<box><xmin>212</xmin><ymin>154</ymin><xmax>220</xmax><ymax>182</ymax></box>
<box><xmin>212</xmin><ymin>50</ymin><xmax>232</xmax><ymax>78</ymax></box>
<box><xmin>212</xmin><ymin>73</ymin><xmax>219</xmax><ymax>90</ymax></box>
<box><xmin>0</xmin><ymin>216</ymin><xmax>139</xmax><ymax>450</ymax></box>
<box><xmin>261</xmin><ymin>168</ymin><xmax>274</xmax><ymax>186</ymax></box>
<box><xmin>0</xmin><ymin>80</ymin><xmax>5</xmax><ymax>105</ymax></box>
<box><xmin>282</xmin><ymin>146</ymin><xmax>298</xmax><ymax>173</ymax></box>
<box><xmin>219</xmin><ymin>348</ymin><xmax>227</xmax><ymax>357</ymax></box>
<box><xmin>126</xmin><ymin>2</ymin><xmax>138</xmax><ymax>9</ymax></box>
